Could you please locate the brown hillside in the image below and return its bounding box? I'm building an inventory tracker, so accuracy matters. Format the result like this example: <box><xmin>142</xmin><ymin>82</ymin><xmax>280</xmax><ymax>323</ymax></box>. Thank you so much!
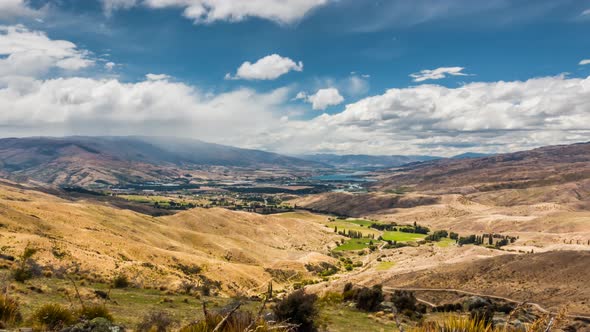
<box><xmin>374</xmin><ymin>142</ymin><xmax>590</xmax><ymax>197</ymax></box>
<box><xmin>382</xmin><ymin>250</ymin><xmax>590</xmax><ymax>315</ymax></box>
<box><xmin>291</xmin><ymin>192</ymin><xmax>439</xmax><ymax>217</ymax></box>
<box><xmin>0</xmin><ymin>182</ymin><xmax>338</xmax><ymax>295</ymax></box>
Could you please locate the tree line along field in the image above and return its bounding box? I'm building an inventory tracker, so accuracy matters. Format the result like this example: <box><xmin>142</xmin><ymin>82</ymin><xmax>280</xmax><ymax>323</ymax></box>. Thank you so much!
<box><xmin>323</xmin><ymin>217</ymin><xmax>519</xmax><ymax>252</ymax></box>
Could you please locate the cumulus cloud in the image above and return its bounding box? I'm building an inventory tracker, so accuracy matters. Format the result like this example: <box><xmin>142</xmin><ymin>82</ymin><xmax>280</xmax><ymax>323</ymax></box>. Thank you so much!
<box><xmin>0</xmin><ymin>25</ymin><xmax>94</xmax><ymax>77</ymax></box>
<box><xmin>0</xmin><ymin>0</ymin><xmax>42</xmax><ymax>19</ymax></box>
<box><xmin>580</xmin><ymin>59</ymin><xmax>590</xmax><ymax>66</ymax></box>
<box><xmin>1</xmin><ymin>26</ymin><xmax>589</xmax><ymax>156</ymax></box>
<box><xmin>226</xmin><ymin>54</ymin><xmax>303</xmax><ymax>80</ymax></box>
<box><xmin>102</xmin><ymin>0</ymin><xmax>328</xmax><ymax>24</ymax></box>
<box><xmin>410</xmin><ymin>66</ymin><xmax>469</xmax><ymax>82</ymax></box>
<box><xmin>0</xmin><ymin>75</ymin><xmax>293</xmax><ymax>145</ymax></box>
<box><xmin>274</xmin><ymin>74</ymin><xmax>590</xmax><ymax>155</ymax></box>
<box><xmin>297</xmin><ymin>88</ymin><xmax>344</xmax><ymax>110</ymax></box>
<box><xmin>1</xmin><ymin>69</ymin><xmax>590</xmax><ymax>155</ymax></box>
<box><xmin>582</xmin><ymin>8</ymin><xmax>590</xmax><ymax>16</ymax></box>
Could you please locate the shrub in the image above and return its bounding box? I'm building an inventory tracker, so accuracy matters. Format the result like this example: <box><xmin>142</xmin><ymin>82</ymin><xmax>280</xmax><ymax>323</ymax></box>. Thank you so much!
<box><xmin>391</xmin><ymin>290</ymin><xmax>417</xmax><ymax>313</ymax></box>
<box><xmin>434</xmin><ymin>303</ymin><xmax>463</xmax><ymax>312</ymax></box>
<box><xmin>178</xmin><ymin>280</ymin><xmax>196</xmax><ymax>295</ymax></box>
<box><xmin>354</xmin><ymin>285</ymin><xmax>384</xmax><ymax>312</ymax></box>
<box><xmin>137</xmin><ymin>310</ymin><xmax>178</xmax><ymax>332</ymax></box>
<box><xmin>112</xmin><ymin>274</ymin><xmax>129</xmax><ymax>288</ymax></box>
<box><xmin>12</xmin><ymin>268</ymin><xmax>32</xmax><ymax>283</ymax></box>
<box><xmin>342</xmin><ymin>283</ymin><xmax>356</xmax><ymax>301</ymax></box>
<box><xmin>32</xmin><ymin>303</ymin><xmax>74</xmax><ymax>331</ymax></box>
<box><xmin>77</xmin><ymin>305</ymin><xmax>113</xmax><ymax>322</ymax></box>
<box><xmin>273</xmin><ymin>289</ymin><xmax>318</xmax><ymax>332</ymax></box>
<box><xmin>0</xmin><ymin>294</ymin><xmax>22</xmax><ymax>326</ymax></box>
<box><xmin>12</xmin><ymin>245</ymin><xmax>41</xmax><ymax>283</ymax></box>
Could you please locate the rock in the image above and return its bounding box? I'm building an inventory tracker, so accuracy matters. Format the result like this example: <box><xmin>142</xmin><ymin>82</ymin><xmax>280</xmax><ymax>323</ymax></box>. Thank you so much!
<box><xmin>380</xmin><ymin>301</ymin><xmax>394</xmax><ymax>310</ymax></box>
<box><xmin>61</xmin><ymin>318</ymin><xmax>124</xmax><ymax>332</ymax></box>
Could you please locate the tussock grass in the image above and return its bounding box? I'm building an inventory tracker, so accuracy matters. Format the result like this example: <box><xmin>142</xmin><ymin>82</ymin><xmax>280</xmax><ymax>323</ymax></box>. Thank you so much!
<box><xmin>32</xmin><ymin>303</ymin><xmax>74</xmax><ymax>331</ymax></box>
<box><xmin>0</xmin><ymin>294</ymin><xmax>22</xmax><ymax>326</ymax></box>
<box><xmin>409</xmin><ymin>310</ymin><xmax>568</xmax><ymax>332</ymax></box>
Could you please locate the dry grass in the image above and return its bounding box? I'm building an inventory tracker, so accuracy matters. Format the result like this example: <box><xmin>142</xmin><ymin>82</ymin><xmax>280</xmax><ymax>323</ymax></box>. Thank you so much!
<box><xmin>0</xmin><ymin>294</ymin><xmax>22</xmax><ymax>327</ymax></box>
<box><xmin>410</xmin><ymin>311</ymin><xmax>568</xmax><ymax>332</ymax></box>
<box><xmin>0</xmin><ymin>183</ymin><xmax>339</xmax><ymax>296</ymax></box>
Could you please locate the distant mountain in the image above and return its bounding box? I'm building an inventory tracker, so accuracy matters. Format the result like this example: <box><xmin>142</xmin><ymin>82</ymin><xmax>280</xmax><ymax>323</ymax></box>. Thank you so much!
<box><xmin>298</xmin><ymin>154</ymin><xmax>439</xmax><ymax>170</ymax></box>
<box><xmin>0</xmin><ymin>136</ymin><xmax>327</xmax><ymax>186</ymax></box>
<box><xmin>374</xmin><ymin>142</ymin><xmax>590</xmax><ymax>194</ymax></box>
<box><xmin>451</xmin><ymin>152</ymin><xmax>494</xmax><ymax>159</ymax></box>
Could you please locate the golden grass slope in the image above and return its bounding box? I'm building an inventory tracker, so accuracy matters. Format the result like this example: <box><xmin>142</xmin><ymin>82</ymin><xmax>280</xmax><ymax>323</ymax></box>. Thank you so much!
<box><xmin>0</xmin><ymin>182</ymin><xmax>339</xmax><ymax>295</ymax></box>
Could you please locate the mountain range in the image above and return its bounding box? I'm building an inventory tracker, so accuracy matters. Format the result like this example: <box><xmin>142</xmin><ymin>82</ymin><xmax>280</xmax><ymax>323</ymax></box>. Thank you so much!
<box><xmin>297</xmin><ymin>154</ymin><xmax>439</xmax><ymax>170</ymax></box>
<box><xmin>0</xmin><ymin>136</ymin><xmax>326</xmax><ymax>186</ymax></box>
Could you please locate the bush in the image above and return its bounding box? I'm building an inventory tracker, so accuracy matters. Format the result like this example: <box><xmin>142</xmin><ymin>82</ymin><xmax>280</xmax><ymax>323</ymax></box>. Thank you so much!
<box><xmin>32</xmin><ymin>303</ymin><xmax>74</xmax><ymax>331</ymax></box>
<box><xmin>0</xmin><ymin>294</ymin><xmax>22</xmax><ymax>326</ymax></box>
<box><xmin>137</xmin><ymin>310</ymin><xmax>178</xmax><ymax>332</ymax></box>
<box><xmin>354</xmin><ymin>285</ymin><xmax>384</xmax><ymax>312</ymax></box>
<box><xmin>434</xmin><ymin>303</ymin><xmax>463</xmax><ymax>312</ymax></box>
<box><xmin>273</xmin><ymin>289</ymin><xmax>318</xmax><ymax>332</ymax></box>
<box><xmin>77</xmin><ymin>305</ymin><xmax>113</xmax><ymax>322</ymax></box>
<box><xmin>12</xmin><ymin>245</ymin><xmax>42</xmax><ymax>283</ymax></box>
<box><xmin>392</xmin><ymin>290</ymin><xmax>417</xmax><ymax>313</ymax></box>
<box><xmin>112</xmin><ymin>274</ymin><xmax>129</xmax><ymax>288</ymax></box>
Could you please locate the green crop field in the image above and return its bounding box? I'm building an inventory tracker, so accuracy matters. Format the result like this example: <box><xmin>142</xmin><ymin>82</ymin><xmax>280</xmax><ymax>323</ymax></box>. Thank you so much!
<box><xmin>382</xmin><ymin>231</ymin><xmax>426</xmax><ymax>242</ymax></box>
<box><xmin>343</xmin><ymin>219</ymin><xmax>380</xmax><ymax>227</ymax></box>
<box><xmin>334</xmin><ymin>238</ymin><xmax>374</xmax><ymax>251</ymax></box>
<box><xmin>436</xmin><ymin>237</ymin><xmax>456</xmax><ymax>247</ymax></box>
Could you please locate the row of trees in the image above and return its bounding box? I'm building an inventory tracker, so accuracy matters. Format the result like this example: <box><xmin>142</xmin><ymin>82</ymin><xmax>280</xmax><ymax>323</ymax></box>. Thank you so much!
<box><xmin>457</xmin><ymin>234</ymin><xmax>517</xmax><ymax>247</ymax></box>
<box><xmin>334</xmin><ymin>227</ymin><xmax>375</xmax><ymax>239</ymax></box>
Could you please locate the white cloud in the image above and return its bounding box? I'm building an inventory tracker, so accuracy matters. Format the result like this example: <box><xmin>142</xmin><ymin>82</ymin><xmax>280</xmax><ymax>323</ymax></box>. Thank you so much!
<box><xmin>146</xmin><ymin>73</ymin><xmax>171</xmax><ymax>81</ymax></box>
<box><xmin>227</xmin><ymin>54</ymin><xmax>303</xmax><ymax>80</ymax></box>
<box><xmin>105</xmin><ymin>62</ymin><xmax>116</xmax><ymax>71</ymax></box>
<box><xmin>410</xmin><ymin>66</ymin><xmax>469</xmax><ymax>82</ymax></box>
<box><xmin>273</xmin><ymin>74</ymin><xmax>590</xmax><ymax>155</ymax></box>
<box><xmin>582</xmin><ymin>8</ymin><xmax>590</xmax><ymax>16</ymax></box>
<box><xmin>298</xmin><ymin>88</ymin><xmax>344</xmax><ymax>110</ymax></box>
<box><xmin>103</xmin><ymin>0</ymin><xmax>327</xmax><ymax>24</ymax></box>
<box><xmin>1</xmin><ymin>26</ymin><xmax>589</xmax><ymax>156</ymax></box>
<box><xmin>294</xmin><ymin>91</ymin><xmax>307</xmax><ymax>100</ymax></box>
<box><xmin>0</xmin><ymin>75</ymin><xmax>292</xmax><ymax>146</ymax></box>
<box><xmin>0</xmin><ymin>25</ymin><xmax>94</xmax><ymax>77</ymax></box>
<box><xmin>102</xmin><ymin>0</ymin><xmax>138</xmax><ymax>16</ymax></box>
<box><xmin>0</xmin><ymin>0</ymin><xmax>42</xmax><ymax>19</ymax></box>
<box><xmin>580</xmin><ymin>59</ymin><xmax>590</xmax><ymax>66</ymax></box>
<box><xmin>1</xmin><ymin>69</ymin><xmax>590</xmax><ymax>156</ymax></box>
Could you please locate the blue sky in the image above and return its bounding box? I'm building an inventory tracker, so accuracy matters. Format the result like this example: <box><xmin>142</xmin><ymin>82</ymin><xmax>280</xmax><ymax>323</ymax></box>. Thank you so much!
<box><xmin>0</xmin><ymin>0</ymin><xmax>589</xmax><ymax>155</ymax></box>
